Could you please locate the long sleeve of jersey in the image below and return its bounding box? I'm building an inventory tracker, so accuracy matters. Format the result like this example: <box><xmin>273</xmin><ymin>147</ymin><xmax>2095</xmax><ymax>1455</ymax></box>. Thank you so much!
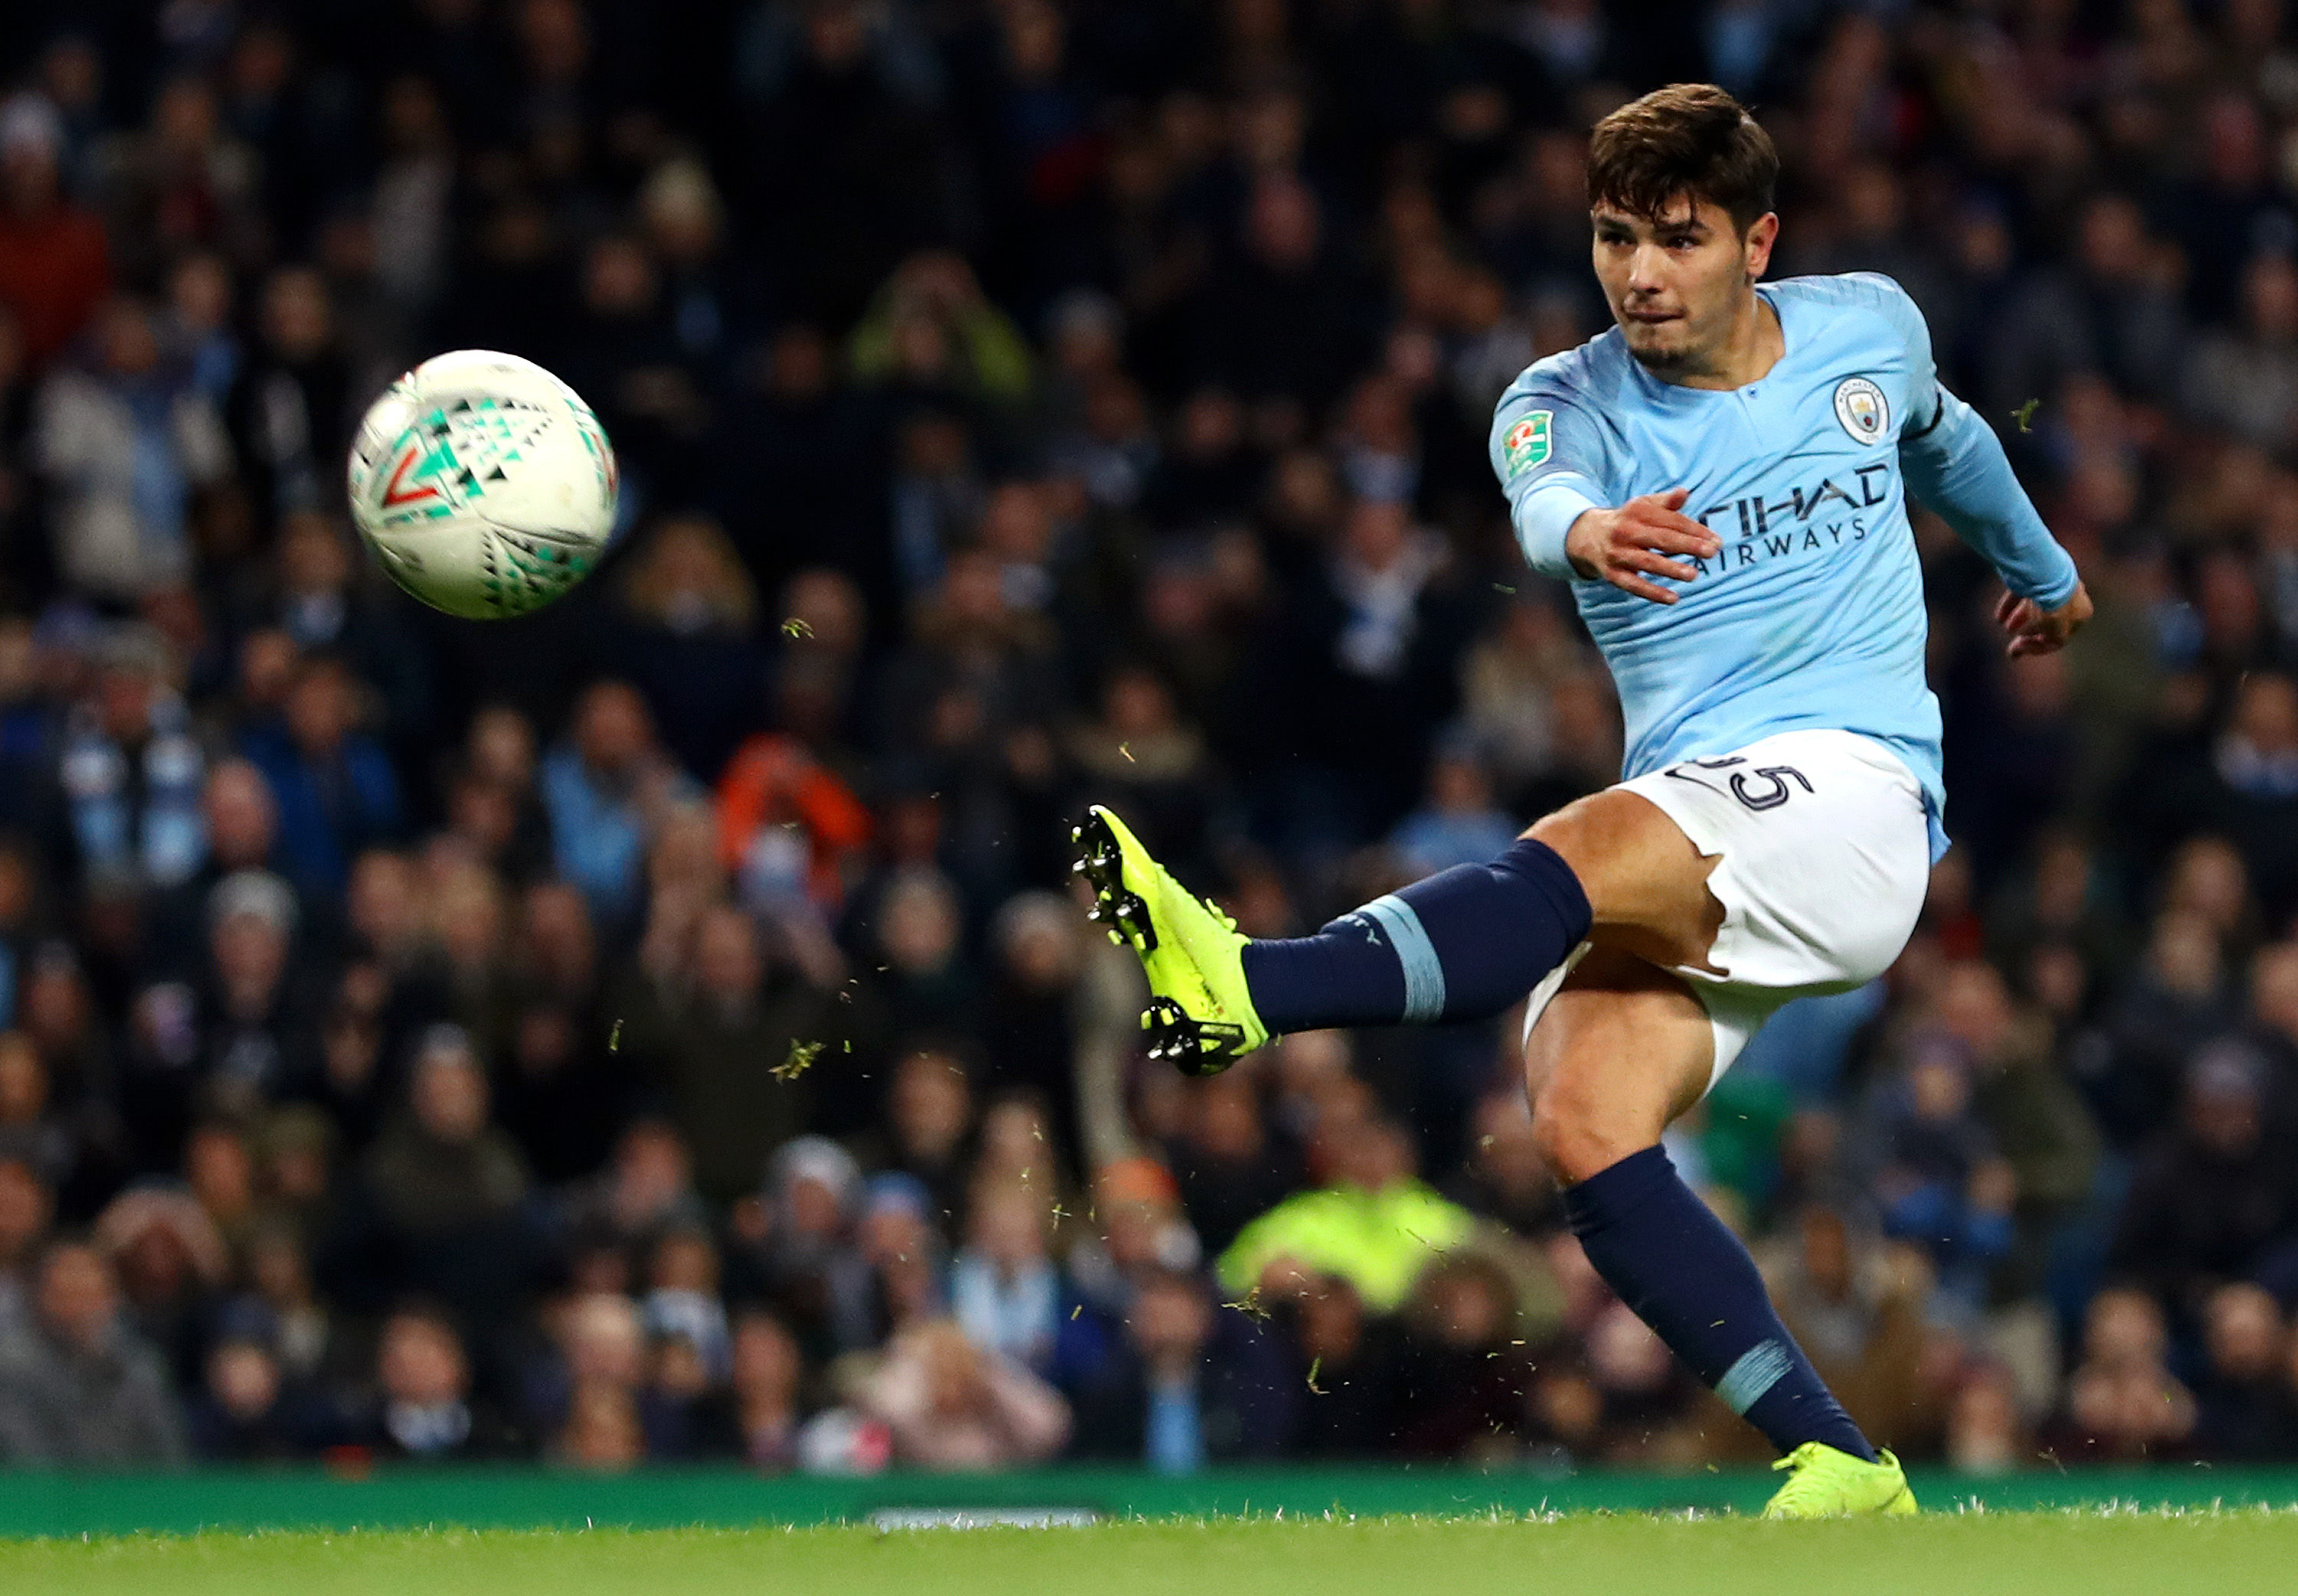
<box><xmin>1849</xmin><ymin>274</ymin><xmax>2080</xmax><ymax>609</ymax></box>
<box><xmin>1489</xmin><ymin>371</ymin><xmax>1624</xmax><ymax>581</ymax></box>
<box><xmin>1512</xmin><ymin>478</ymin><xmax>1601</xmax><ymax>579</ymax></box>
<box><xmin>1899</xmin><ymin>385</ymin><xmax>2080</xmax><ymax>608</ymax></box>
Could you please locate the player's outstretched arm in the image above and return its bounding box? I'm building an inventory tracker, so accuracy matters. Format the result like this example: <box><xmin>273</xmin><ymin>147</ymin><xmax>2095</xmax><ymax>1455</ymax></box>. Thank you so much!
<box><xmin>1902</xmin><ymin>389</ymin><xmax>2093</xmax><ymax>644</ymax></box>
<box><xmin>1902</xmin><ymin>388</ymin><xmax>2091</xmax><ymax>656</ymax></box>
<box><xmin>1563</xmin><ymin>489</ymin><xmax>1723</xmax><ymax>605</ymax></box>
<box><xmin>1847</xmin><ymin>271</ymin><xmax>2087</xmax><ymax>653</ymax></box>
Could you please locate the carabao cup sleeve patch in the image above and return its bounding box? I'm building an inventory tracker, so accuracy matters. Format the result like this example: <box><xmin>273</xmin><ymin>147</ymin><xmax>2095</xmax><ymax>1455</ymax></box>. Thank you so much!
<box><xmin>1504</xmin><ymin>410</ymin><xmax>1553</xmax><ymax>479</ymax></box>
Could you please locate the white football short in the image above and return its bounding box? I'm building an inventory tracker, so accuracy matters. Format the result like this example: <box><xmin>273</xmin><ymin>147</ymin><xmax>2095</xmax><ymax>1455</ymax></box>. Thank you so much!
<box><xmin>1523</xmin><ymin>728</ymin><xmax>1933</xmax><ymax>1089</ymax></box>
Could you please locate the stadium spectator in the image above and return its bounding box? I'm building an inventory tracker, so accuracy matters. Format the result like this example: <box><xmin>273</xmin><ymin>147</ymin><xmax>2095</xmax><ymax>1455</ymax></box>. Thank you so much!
<box><xmin>0</xmin><ymin>1157</ymin><xmax>51</xmax><ymax>1333</ymax></box>
<box><xmin>545</xmin><ymin>1290</ymin><xmax>649</xmax><ymax>1470</ymax></box>
<box><xmin>0</xmin><ymin>1238</ymin><xmax>186</xmax><ymax>1465</ymax></box>
<box><xmin>1983</xmin><ymin>192</ymin><xmax>2185</xmax><ymax>420</ymax></box>
<box><xmin>1754</xmin><ymin>1206</ymin><xmax>1930</xmax><ymax>1458</ymax></box>
<box><xmin>977</xmin><ymin>892</ymin><xmax>1088</xmax><ymax>1135</ymax></box>
<box><xmin>1218</xmin><ymin>1108</ymin><xmax>1475</xmax><ymax>1313</ymax></box>
<box><xmin>613</xmin><ymin>516</ymin><xmax>768</xmax><ymax>784</ymax></box>
<box><xmin>184</xmin><ymin>868</ymin><xmax>306</xmax><ymax>1120</ymax></box>
<box><xmin>52</xmin><ymin>622</ymin><xmax>206</xmax><ymax>898</ymax></box>
<box><xmin>345</xmin><ymin>1025</ymin><xmax>535</xmax><ymax>1328</ymax></box>
<box><xmin>1942</xmin><ymin>1360</ymin><xmax>2029</xmax><ymax>1477</ymax></box>
<box><xmin>227</xmin><ymin>270</ymin><xmax>353</xmax><ymax>543</ymax></box>
<box><xmin>1386</xmin><ymin>745</ymin><xmax>1524</xmax><ymax>878</ymax></box>
<box><xmin>1442</xmin><ymin>1087</ymin><xmax>1560</xmax><ymax>1239</ymax></box>
<box><xmin>833</xmin><ymin>1171</ymin><xmax>949</xmax><ymax>1353</ymax></box>
<box><xmin>1167</xmin><ymin>1068</ymin><xmax>1298</xmax><ymax>1257</ymax></box>
<box><xmin>1064</xmin><ymin>665</ymin><xmax>1216</xmax><ymax>872</ymax></box>
<box><xmin>259</xmin><ymin>516</ymin><xmax>431</xmax><ymax>753</ymax></box>
<box><xmin>564</xmin><ymin>1118</ymin><xmax>712</xmax><ymax>1264</ymax></box>
<box><xmin>0</xmin><ymin>1032</ymin><xmax>74</xmax><ymax>1196</ymax></box>
<box><xmin>1066</xmin><ymin>1156</ymin><xmax>1200</xmax><ymax>1324</ymax></box>
<box><xmin>637</xmin><ymin>1323</ymin><xmax>724</xmax><ymax>1462</ymax></box>
<box><xmin>969</xmin><ymin>1091</ymin><xmax>1076</xmax><ymax>1218</ymax></box>
<box><xmin>624</xmin><ymin>904</ymin><xmax>829</xmax><ymax>1203</ymax></box>
<box><xmin>2109</xmin><ymin>1042</ymin><xmax>2298</xmax><ymax>1329</ymax></box>
<box><xmin>38</xmin><ymin>295</ymin><xmax>231</xmax><ymax>599</ymax></box>
<box><xmin>849</xmin><ymin>1043</ymin><xmax>977</xmax><ymax>1222</ymax></box>
<box><xmin>859</xmin><ymin>1317</ymin><xmax>1069</xmax><ymax>1470</ymax></box>
<box><xmin>1251</xmin><ymin>496</ymin><xmax>1470</xmax><ymax>852</ymax></box>
<box><xmin>861</xmin><ymin>868</ymin><xmax>984</xmax><ymax>1062</ymax></box>
<box><xmin>734</xmin><ymin>1134</ymin><xmax>865</xmax><ymax>1365</ymax></box>
<box><xmin>1940</xmin><ymin>960</ymin><xmax>2103</xmax><ymax>1303</ymax></box>
<box><xmin>228</xmin><ymin>1222</ymin><xmax>343</xmax><ymax>1391</ymax></box>
<box><xmin>1578</xmin><ymin>1297</ymin><xmax>1704</xmax><ymax>1467</ymax></box>
<box><xmin>640</xmin><ymin>1225</ymin><xmax>730</xmax><ymax>1388</ymax></box>
<box><xmin>2179</xmin><ymin>250</ymin><xmax>2298</xmax><ymax>453</ymax></box>
<box><xmin>1389</xmin><ymin>1254</ymin><xmax>1541</xmax><ymax>1460</ymax></box>
<box><xmin>1068</xmin><ymin>1266</ymin><xmax>1286</xmax><ymax>1470</ymax></box>
<box><xmin>241</xmin><ymin>652</ymin><xmax>404</xmax><ymax>906</ymax></box>
<box><xmin>17</xmin><ymin>946</ymin><xmax>115</xmax><ymax>1194</ymax></box>
<box><xmin>538</xmin><ymin>681</ymin><xmax>689</xmax><ymax>931</ymax></box>
<box><xmin>715</xmin><ymin>727</ymin><xmax>872</xmax><ymax>922</ymax></box>
<box><xmin>2090</xmin><ymin>911</ymin><xmax>2240</xmax><ymax>1149</ymax></box>
<box><xmin>93</xmin><ymin>1182</ymin><xmax>228</xmax><ymax>1391</ymax></box>
<box><xmin>950</xmin><ymin>1179</ymin><xmax>1064</xmax><ymax>1373</ymax></box>
<box><xmin>0</xmin><ymin>96</ymin><xmax>110</xmax><ymax>369</ymax></box>
<box><xmin>2046</xmin><ymin>1288</ymin><xmax>2197</xmax><ymax>1463</ymax></box>
<box><xmin>184</xmin><ymin>1335</ymin><xmax>332</xmax><ymax>1460</ymax></box>
<box><xmin>847</xmin><ymin>252</ymin><xmax>1033</xmax><ymax>412</ymax></box>
<box><xmin>150</xmin><ymin>759</ymin><xmax>283</xmax><ymax>951</ymax></box>
<box><xmin>361</xmin><ymin>1304</ymin><xmax>520</xmax><ymax>1461</ymax></box>
<box><xmin>2191</xmin><ymin>1282</ymin><xmax>2298</xmax><ymax>1458</ymax></box>
<box><xmin>183</xmin><ymin>1120</ymin><xmax>258</xmax><ymax>1256</ymax></box>
<box><xmin>1269</xmin><ymin>1272</ymin><xmax>1402</xmax><ymax>1457</ymax></box>
<box><xmin>706</xmin><ymin>1307</ymin><xmax>807</xmax><ymax>1468</ymax></box>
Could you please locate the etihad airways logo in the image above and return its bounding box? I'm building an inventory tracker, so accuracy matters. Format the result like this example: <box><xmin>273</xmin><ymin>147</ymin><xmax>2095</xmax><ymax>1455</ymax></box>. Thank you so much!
<box><xmin>1686</xmin><ymin>463</ymin><xmax>1894</xmax><ymax>571</ymax></box>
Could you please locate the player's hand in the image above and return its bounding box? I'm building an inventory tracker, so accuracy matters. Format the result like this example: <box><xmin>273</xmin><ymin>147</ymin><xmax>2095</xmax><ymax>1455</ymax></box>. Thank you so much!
<box><xmin>1565</xmin><ymin>489</ymin><xmax>1722</xmax><ymax>606</ymax></box>
<box><xmin>1996</xmin><ymin>581</ymin><xmax>2092</xmax><ymax>658</ymax></box>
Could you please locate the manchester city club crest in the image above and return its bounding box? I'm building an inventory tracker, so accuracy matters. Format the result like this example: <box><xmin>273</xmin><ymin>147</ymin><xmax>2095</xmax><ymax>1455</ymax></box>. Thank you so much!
<box><xmin>1832</xmin><ymin>377</ymin><xmax>1890</xmax><ymax>444</ymax></box>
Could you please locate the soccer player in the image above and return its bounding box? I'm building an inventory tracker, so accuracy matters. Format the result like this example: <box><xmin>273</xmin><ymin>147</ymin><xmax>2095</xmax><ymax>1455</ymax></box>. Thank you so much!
<box><xmin>1073</xmin><ymin>83</ymin><xmax>2090</xmax><ymax>1516</ymax></box>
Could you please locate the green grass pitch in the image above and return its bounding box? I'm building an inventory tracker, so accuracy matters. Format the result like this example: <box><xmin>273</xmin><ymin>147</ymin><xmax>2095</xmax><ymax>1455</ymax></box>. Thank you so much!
<box><xmin>4</xmin><ymin>1513</ymin><xmax>2296</xmax><ymax>1596</ymax></box>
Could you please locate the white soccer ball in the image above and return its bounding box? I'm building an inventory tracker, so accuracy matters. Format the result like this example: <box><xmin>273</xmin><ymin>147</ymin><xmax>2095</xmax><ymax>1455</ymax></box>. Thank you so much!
<box><xmin>345</xmin><ymin>349</ymin><xmax>617</xmax><ymax>620</ymax></box>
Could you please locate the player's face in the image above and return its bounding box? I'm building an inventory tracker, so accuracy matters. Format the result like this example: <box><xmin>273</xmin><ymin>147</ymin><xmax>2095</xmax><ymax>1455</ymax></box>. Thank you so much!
<box><xmin>1590</xmin><ymin>197</ymin><xmax>1777</xmax><ymax>379</ymax></box>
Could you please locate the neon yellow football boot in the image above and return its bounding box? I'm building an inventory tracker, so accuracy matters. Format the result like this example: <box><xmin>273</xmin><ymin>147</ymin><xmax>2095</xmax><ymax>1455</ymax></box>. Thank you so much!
<box><xmin>1760</xmin><ymin>1444</ymin><xmax>1918</xmax><ymax>1519</ymax></box>
<box><xmin>1070</xmin><ymin>805</ymin><xmax>1270</xmax><ymax>1074</ymax></box>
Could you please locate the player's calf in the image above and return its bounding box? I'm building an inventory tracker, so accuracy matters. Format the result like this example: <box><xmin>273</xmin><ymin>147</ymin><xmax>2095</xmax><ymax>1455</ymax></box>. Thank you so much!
<box><xmin>1529</xmin><ymin>960</ymin><xmax>1880</xmax><ymax>1467</ymax></box>
<box><xmin>1566</xmin><ymin>1143</ymin><xmax>1880</xmax><ymax>1464</ymax></box>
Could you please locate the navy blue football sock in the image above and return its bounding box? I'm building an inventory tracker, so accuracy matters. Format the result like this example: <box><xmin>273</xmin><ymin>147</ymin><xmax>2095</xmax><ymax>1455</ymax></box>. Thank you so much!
<box><xmin>1241</xmin><ymin>838</ymin><xmax>1590</xmax><ymax>1034</ymax></box>
<box><xmin>1564</xmin><ymin>1146</ymin><xmax>1876</xmax><ymax>1461</ymax></box>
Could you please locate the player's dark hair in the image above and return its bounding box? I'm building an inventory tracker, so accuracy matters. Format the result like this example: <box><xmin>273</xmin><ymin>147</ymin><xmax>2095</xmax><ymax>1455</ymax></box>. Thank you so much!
<box><xmin>1586</xmin><ymin>83</ymin><xmax>1778</xmax><ymax>235</ymax></box>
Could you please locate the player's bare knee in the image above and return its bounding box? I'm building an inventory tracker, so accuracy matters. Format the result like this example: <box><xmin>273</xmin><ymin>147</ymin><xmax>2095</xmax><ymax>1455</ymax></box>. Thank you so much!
<box><xmin>1530</xmin><ymin>1084</ymin><xmax>1645</xmax><ymax>1186</ymax></box>
<box><xmin>1524</xmin><ymin>796</ymin><xmax>1608</xmax><ymax>875</ymax></box>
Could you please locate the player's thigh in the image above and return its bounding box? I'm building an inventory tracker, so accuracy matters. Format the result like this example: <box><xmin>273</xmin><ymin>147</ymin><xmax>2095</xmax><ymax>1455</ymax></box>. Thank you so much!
<box><xmin>1528</xmin><ymin>788</ymin><xmax>1724</xmax><ymax>971</ymax></box>
<box><xmin>1522</xmin><ymin>947</ymin><xmax>1715</xmax><ymax>1185</ymax></box>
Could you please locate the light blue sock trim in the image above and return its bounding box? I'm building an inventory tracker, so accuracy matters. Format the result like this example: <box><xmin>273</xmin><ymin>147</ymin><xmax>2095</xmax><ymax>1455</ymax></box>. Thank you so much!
<box><xmin>1360</xmin><ymin>894</ymin><xmax>1445</xmax><ymax>1023</ymax></box>
<box><xmin>1716</xmin><ymin>1339</ymin><xmax>1793</xmax><ymax>1416</ymax></box>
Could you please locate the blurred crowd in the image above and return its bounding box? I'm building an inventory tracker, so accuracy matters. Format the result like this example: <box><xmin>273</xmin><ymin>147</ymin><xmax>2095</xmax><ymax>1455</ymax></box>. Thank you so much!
<box><xmin>3</xmin><ymin>0</ymin><xmax>2298</xmax><ymax>1476</ymax></box>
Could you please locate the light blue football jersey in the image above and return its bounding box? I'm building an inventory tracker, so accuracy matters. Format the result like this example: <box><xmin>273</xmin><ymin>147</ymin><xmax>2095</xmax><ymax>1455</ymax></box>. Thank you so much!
<box><xmin>1488</xmin><ymin>272</ymin><xmax>2080</xmax><ymax>859</ymax></box>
